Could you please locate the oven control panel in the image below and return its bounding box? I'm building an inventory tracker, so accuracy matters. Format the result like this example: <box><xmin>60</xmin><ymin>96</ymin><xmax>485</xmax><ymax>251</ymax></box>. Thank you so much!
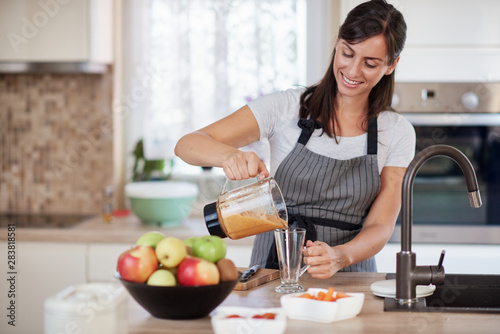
<box><xmin>392</xmin><ymin>82</ymin><xmax>500</xmax><ymax>113</ymax></box>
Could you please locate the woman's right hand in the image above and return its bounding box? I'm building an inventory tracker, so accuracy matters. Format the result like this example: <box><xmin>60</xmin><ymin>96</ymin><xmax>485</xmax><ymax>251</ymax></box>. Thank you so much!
<box><xmin>221</xmin><ymin>150</ymin><xmax>269</xmax><ymax>181</ymax></box>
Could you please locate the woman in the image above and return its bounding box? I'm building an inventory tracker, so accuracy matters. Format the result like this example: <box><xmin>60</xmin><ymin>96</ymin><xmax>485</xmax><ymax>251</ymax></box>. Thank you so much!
<box><xmin>175</xmin><ymin>0</ymin><xmax>415</xmax><ymax>279</ymax></box>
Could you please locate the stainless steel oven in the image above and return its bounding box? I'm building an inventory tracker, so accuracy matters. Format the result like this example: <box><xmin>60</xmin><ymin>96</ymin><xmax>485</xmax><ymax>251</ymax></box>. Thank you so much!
<box><xmin>389</xmin><ymin>82</ymin><xmax>500</xmax><ymax>244</ymax></box>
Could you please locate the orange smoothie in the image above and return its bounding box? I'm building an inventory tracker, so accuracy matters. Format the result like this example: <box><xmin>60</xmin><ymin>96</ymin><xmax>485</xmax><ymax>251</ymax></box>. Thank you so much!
<box><xmin>221</xmin><ymin>211</ymin><xmax>288</xmax><ymax>240</ymax></box>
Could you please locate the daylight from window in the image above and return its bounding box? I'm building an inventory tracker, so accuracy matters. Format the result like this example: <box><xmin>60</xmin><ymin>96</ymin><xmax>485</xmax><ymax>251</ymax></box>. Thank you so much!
<box><xmin>134</xmin><ymin>0</ymin><xmax>306</xmax><ymax>160</ymax></box>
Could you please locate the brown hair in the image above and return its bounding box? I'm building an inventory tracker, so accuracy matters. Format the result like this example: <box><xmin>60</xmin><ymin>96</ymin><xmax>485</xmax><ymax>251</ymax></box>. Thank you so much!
<box><xmin>299</xmin><ymin>0</ymin><xmax>407</xmax><ymax>138</ymax></box>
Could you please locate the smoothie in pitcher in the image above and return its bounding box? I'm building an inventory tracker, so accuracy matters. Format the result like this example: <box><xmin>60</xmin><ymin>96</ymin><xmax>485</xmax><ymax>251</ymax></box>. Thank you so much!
<box><xmin>221</xmin><ymin>211</ymin><xmax>288</xmax><ymax>240</ymax></box>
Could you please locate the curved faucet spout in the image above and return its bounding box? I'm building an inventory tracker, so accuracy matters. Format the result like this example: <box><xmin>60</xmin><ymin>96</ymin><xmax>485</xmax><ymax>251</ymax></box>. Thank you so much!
<box><xmin>401</xmin><ymin>144</ymin><xmax>482</xmax><ymax>252</ymax></box>
<box><xmin>395</xmin><ymin>144</ymin><xmax>482</xmax><ymax>304</ymax></box>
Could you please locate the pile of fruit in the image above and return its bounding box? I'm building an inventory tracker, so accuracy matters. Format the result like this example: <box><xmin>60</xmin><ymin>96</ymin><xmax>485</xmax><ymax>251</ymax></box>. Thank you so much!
<box><xmin>116</xmin><ymin>231</ymin><xmax>239</xmax><ymax>286</ymax></box>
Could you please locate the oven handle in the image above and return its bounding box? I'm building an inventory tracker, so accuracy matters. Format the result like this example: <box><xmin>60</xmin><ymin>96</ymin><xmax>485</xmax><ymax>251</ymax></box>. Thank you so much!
<box><xmin>402</xmin><ymin>113</ymin><xmax>500</xmax><ymax>126</ymax></box>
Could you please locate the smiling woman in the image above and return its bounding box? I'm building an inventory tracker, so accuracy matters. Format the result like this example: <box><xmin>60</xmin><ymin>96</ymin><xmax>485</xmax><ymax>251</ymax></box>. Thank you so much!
<box><xmin>174</xmin><ymin>0</ymin><xmax>415</xmax><ymax>278</ymax></box>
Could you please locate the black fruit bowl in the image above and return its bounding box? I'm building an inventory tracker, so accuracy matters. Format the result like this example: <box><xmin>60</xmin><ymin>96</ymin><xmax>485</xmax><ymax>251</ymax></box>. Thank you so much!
<box><xmin>115</xmin><ymin>273</ymin><xmax>239</xmax><ymax>319</ymax></box>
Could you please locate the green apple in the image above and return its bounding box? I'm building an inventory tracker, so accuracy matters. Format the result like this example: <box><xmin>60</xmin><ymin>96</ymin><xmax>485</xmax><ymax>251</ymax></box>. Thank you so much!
<box><xmin>184</xmin><ymin>236</ymin><xmax>199</xmax><ymax>248</ymax></box>
<box><xmin>192</xmin><ymin>236</ymin><xmax>227</xmax><ymax>263</ymax></box>
<box><xmin>155</xmin><ymin>236</ymin><xmax>187</xmax><ymax>268</ymax></box>
<box><xmin>147</xmin><ymin>269</ymin><xmax>177</xmax><ymax>286</ymax></box>
<box><xmin>136</xmin><ymin>231</ymin><xmax>166</xmax><ymax>249</ymax></box>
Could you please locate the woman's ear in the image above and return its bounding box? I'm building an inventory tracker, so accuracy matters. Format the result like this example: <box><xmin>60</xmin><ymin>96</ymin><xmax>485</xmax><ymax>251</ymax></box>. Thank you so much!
<box><xmin>385</xmin><ymin>56</ymin><xmax>400</xmax><ymax>75</ymax></box>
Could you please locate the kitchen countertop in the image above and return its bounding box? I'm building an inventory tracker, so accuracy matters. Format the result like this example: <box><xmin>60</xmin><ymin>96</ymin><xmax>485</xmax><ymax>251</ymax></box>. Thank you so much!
<box><xmin>125</xmin><ymin>272</ymin><xmax>500</xmax><ymax>334</ymax></box>
<box><xmin>0</xmin><ymin>214</ymin><xmax>255</xmax><ymax>246</ymax></box>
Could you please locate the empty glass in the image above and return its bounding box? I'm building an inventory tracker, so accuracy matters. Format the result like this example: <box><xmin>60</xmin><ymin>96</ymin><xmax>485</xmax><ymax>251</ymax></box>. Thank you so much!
<box><xmin>274</xmin><ymin>227</ymin><xmax>309</xmax><ymax>293</ymax></box>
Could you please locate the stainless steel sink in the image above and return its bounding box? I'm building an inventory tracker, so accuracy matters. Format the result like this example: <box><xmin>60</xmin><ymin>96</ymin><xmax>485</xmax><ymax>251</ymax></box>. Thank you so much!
<box><xmin>384</xmin><ymin>273</ymin><xmax>500</xmax><ymax>313</ymax></box>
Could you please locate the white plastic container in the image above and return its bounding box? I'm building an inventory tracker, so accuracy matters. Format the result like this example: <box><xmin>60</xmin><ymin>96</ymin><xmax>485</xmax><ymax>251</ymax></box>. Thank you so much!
<box><xmin>44</xmin><ymin>283</ymin><xmax>127</xmax><ymax>334</ymax></box>
<box><xmin>211</xmin><ymin>306</ymin><xmax>287</xmax><ymax>334</ymax></box>
<box><xmin>280</xmin><ymin>289</ymin><xmax>365</xmax><ymax>323</ymax></box>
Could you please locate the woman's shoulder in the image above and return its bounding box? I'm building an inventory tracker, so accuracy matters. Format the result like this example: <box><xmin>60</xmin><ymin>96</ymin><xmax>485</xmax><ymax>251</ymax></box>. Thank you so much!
<box><xmin>247</xmin><ymin>87</ymin><xmax>305</xmax><ymax>120</ymax></box>
<box><xmin>253</xmin><ymin>86</ymin><xmax>305</xmax><ymax>105</ymax></box>
<box><xmin>247</xmin><ymin>87</ymin><xmax>305</xmax><ymax>139</ymax></box>
<box><xmin>377</xmin><ymin>110</ymin><xmax>414</xmax><ymax>131</ymax></box>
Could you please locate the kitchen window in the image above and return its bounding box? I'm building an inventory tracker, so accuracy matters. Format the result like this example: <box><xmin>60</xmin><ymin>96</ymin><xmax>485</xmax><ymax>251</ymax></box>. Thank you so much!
<box><xmin>117</xmin><ymin>0</ymin><xmax>335</xmax><ymax>182</ymax></box>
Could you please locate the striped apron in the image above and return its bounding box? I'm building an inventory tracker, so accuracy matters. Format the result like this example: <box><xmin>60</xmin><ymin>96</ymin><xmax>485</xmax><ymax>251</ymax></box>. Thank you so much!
<box><xmin>249</xmin><ymin>117</ymin><xmax>381</xmax><ymax>272</ymax></box>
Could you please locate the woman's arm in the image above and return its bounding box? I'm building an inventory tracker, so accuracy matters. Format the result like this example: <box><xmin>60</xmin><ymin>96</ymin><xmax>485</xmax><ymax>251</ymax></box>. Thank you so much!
<box><xmin>174</xmin><ymin>105</ymin><xmax>269</xmax><ymax>180</ymax></box>
<box><xmin>303</xmin><ymin>166</ymin><xmax>406</xmax><ymax>279</ymax></box>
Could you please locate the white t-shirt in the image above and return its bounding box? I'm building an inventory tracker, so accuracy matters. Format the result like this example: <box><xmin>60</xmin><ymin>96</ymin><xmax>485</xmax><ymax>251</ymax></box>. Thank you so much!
<box><xmin>247</xmin><ymin>87</ymin><xmax>416</xmax><ymax>175</ymax></box>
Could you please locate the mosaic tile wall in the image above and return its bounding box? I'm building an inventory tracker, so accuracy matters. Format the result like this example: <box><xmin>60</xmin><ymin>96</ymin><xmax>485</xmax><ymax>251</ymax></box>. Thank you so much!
<box><xmin>0</xmin><ymin>72</ymin><xmax>113</xmax><ymax>215</ymax></box>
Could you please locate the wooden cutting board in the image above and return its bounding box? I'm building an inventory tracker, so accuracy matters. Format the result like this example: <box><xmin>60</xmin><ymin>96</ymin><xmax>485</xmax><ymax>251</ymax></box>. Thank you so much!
<box><xmin>234</xmin><ymin>267</ymin><xmax>280</xmax><ymax>291</ymax></box>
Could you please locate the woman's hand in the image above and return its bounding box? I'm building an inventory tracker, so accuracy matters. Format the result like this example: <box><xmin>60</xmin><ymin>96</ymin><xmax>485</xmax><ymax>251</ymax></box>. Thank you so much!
<box><xmin>222</xmin><ymin>150</ymin><xmax>269</xmax><ymax>181</ymax></box>
<box><xmin>175</xmin><ymin>105</ymin><xmax>267</xmax><ymax>179</ymax></box>
<box><xmin>303</xmin><ymin>240</ymin><xmax>347</xmax><ymax>279</ymax></box>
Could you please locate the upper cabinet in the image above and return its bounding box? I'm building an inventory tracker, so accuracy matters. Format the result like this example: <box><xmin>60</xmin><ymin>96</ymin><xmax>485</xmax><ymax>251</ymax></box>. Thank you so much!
<box><xmin>341</xmin><ymin>0</ymin><xmax>500</xmax><ymax>82</ymax></box>
<box><xmin>0</xmin><ymin>0</ymin><xmax>113</xmax><ymax>64</ymax></box>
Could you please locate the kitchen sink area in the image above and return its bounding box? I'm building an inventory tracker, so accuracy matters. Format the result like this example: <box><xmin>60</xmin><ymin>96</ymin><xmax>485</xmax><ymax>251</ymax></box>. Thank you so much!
<box><xmin>382</xmin><ymin>144</ymin><xmax>500</xmax><ymax>315</ymax></box>
<box><xmin>426</xmin><ymin>274</ymin><xmax>500</xmax><ymax>312</ymax></box>
<box><xmin>385</xmin><ymin>273</ymin><xmax>500</xmax><ymax>313</ymax></box>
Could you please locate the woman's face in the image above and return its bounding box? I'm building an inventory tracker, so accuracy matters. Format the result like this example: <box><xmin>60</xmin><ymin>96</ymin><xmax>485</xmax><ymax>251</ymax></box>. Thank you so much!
<box><xmin>333</xmin><ymin>34</ymin><xmax>399</xmax><ymax>103</ymax></box>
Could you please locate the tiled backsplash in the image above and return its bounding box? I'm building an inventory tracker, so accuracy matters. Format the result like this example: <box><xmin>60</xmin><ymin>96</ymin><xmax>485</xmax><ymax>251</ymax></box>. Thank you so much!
<box><xmin>0</xmin><ymin>72</ymin><xmax>113</xmax><ymax>214</ymax></box>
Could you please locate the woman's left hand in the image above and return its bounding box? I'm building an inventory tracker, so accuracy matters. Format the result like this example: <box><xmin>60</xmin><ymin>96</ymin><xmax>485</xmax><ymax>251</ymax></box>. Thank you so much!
<box><xmin>303</xmin><ymin>240</ymin><xmax>346</xmax><ymax>279</ymax></box>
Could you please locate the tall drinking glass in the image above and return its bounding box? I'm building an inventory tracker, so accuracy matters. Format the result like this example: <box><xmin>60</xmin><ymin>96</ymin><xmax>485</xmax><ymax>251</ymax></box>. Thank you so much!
<box><xmin>274</xmin><ymin>227</ymin><xmax>308</xmax><ymax>293</ymax></box>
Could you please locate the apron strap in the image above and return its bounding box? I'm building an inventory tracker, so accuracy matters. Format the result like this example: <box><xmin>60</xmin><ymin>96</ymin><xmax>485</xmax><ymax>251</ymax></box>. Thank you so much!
<box><xmin>367</xmin><ymin>116</ymin><xmax>378</xmax><ymax>155</ymax></box>
<box><xmin>297</xmin><ymin>118</ymin><xmax>322</xmax><ymax>145</ymax></box>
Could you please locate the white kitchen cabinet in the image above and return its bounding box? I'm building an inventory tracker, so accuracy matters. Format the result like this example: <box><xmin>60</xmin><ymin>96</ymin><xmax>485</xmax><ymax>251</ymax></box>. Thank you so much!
<box><xmin>0</xmin><ymin>241</ymin><xmax>87</xmax><ymax>334</ymax></box>
<box><xmin>0</xmin><ymin>0</ymin><xmax>113</xmax><ymax>63</ymax></box>
<box><xmin>87</xmin><ymin>243</ymin><xmax>131</xmax><ymax>282</ymax></box>
<box><xmin>341</xmin><ymin>0</ymin><xmax>500</xmax><ymax>82</ymax></box>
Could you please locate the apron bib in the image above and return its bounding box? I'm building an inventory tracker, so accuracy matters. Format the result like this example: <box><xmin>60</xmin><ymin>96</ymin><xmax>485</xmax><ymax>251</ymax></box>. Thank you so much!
<box><xmin>249</xmin><ymin>117</ymin><xmax>381</xmax><ymax>272</ymax></box>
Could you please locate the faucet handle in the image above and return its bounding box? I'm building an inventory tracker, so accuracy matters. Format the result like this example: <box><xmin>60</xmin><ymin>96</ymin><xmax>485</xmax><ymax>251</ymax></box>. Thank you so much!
<box><xmin>437</xmin><ymin>250</ymin><xmax>446</xmax><ymax>271</ymax></box>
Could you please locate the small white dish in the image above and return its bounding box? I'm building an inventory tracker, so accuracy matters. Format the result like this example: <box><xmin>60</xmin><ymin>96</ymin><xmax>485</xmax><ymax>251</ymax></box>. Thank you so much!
<box><xmin>280</xmin><ymin>288</ymin><xmax>364</xmax><ymax>323</ymax></box>
<box><xmin>211</xmin><ymin>306</ymin><xmax>286</xmax><ymax>334</ymax></box>
<box><xmin>370</xmin><ymin>279</ymin><xmax>436</xmax><ymax>298</ymax></box>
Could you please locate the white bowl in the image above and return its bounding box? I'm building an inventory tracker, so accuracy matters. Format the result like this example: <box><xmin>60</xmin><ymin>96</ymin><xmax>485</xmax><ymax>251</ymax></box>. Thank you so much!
<box><xmin>211</xmin><ymin>306</ymin><xmax>286</xmax><ymax>334</ymax></box>
<box><xmin>280</xmin><ymin>288</ymin><xmax>364</xmax><ymax>323</ymax></box>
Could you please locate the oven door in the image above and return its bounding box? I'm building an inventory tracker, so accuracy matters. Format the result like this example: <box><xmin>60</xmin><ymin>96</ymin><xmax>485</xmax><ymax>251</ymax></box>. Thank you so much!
<box><xmin>390</xmin><ymin>113</ymin><xmax>500</xmax><ymax>244</ymax></box>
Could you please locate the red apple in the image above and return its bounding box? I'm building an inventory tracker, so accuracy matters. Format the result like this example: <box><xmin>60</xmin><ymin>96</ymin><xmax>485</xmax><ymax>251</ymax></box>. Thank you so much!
<box><xmin>117</xmin><ymin>245</ymin><xmax>158</xmax><ymax>283</ymax></box>
<box><xmin>176</xmin><ymin>256</ymin><xmax>220</xmax><ymax>286</ymax></box>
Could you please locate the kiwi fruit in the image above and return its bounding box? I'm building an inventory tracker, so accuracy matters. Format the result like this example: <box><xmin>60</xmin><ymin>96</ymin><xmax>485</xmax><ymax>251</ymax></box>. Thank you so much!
<box><xmin>216</xmin><ymin>258</ymin><xmax>239</xmax><ymax>282</ymax></box>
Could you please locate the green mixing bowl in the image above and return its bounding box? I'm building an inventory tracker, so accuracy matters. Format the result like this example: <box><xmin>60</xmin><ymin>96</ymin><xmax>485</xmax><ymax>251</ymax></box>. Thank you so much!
<box><xmin>125</xmin><ymin>181</ymin><xmax>199</xmax><ymax>227</ymax></box>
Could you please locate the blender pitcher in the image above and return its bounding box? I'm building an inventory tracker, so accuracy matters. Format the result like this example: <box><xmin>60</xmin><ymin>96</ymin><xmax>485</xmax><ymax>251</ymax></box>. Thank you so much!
<box><xmin>203</xmin><ymin>177</ymin><xmax>288</xmax><ymax>240</ymax></box>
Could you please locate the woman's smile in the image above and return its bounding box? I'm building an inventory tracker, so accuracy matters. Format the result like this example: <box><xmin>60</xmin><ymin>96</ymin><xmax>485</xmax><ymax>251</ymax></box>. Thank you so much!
<box><xmin>341</xmin><ymin>73</ymin><xmax>363</xmax><ymax>87</ymax></box>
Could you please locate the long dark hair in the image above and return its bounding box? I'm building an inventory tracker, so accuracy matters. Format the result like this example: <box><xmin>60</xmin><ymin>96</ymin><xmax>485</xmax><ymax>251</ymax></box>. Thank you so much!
<box><xmin>299</xmin><ymin>0</ymin><xmax>407</xmax><ymax>138</ymax></box>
